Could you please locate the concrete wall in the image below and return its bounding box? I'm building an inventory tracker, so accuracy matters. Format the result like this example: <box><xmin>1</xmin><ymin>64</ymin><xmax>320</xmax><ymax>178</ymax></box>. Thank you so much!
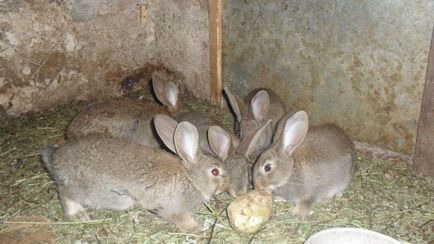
<box><xmin>152</xmin><ymin>0</ymin><xmax>211</xmax><ymax>98</ymax></box>
<box><xmin>223</xmin><ymin>0</ymin><xmax>434</xmax><ymax>154</ymax></box>
<box><xmin>0</xmin><ymin>0</ymin><xmax>156</xmax><ymax>116</ymax></box>
<box><xmin>0</xmin><ymin>0</ymin><xmax>211</xmax><ymax>117</ymax></box>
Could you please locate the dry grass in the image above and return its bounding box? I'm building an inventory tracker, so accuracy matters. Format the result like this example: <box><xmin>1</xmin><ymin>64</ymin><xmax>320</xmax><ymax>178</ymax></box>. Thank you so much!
<box><xmin>0</xmin><ymin>90</ymin><xmax>433</xmax><ymax>243</ymax></box>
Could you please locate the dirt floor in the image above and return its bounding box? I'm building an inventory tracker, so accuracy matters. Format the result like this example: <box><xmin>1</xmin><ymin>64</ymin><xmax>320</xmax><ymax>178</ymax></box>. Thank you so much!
<box><xmin>0</xmin><ymin>90</ymin><xmax>433</xmax><ymax>243</ymax></box>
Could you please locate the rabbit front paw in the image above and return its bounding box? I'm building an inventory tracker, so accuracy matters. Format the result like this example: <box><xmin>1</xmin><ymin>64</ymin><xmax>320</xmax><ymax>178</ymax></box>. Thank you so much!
<box><xmin>62</xmin><ymin>197</ymin><xmax>90</xmax><ymax>221</ymax></box>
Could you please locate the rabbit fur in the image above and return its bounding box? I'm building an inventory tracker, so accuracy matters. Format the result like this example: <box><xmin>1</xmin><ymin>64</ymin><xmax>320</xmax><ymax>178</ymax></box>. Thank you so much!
<box><xmin>175</xmin><ymin>111</ymin><xmax>272</xmax><ymax>197</ymax></box>
<box><xmin>253</xmin><ymin>111</ymin><xmax>356</xmax><ymax>218</ymax></box>
<box><xmin>66</xmin><ymin>71</ymin><xmax>182</xmax><ymax>148</ymax></box>
<box><xmin>224</xmin><ymin>87</ymin><xmax>285</xmax><ymax>152</ymax></box>
<box><xmin>42</xmin><ymin>115</ymin><xmax>229</xmax><ymax>232</ymax></box>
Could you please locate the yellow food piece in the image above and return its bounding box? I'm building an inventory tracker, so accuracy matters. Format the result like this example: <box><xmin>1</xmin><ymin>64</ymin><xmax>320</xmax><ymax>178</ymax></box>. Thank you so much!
<box><xmin>227</xmin><ymin>190</ymin><xmax>273</xmax><ymax>233</ymax></box>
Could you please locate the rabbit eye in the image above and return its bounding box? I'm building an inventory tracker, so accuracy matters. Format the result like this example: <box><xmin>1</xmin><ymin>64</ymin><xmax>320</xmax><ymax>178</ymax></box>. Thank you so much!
<box><xmin>211</xmin><ymin>168</ymin><xmax>220</xmax><ymax>176</ymax></box>
<box><xmin>264</xmin><ymin>164</ymin><xmax>272</xmax><ymax>172</ymax></box>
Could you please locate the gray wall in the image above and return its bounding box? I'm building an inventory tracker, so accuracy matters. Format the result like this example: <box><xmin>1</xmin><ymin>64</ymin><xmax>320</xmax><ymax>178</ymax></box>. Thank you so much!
<box><xmin>0</xmin><ymin>0</ymin><xmax>210</xmax><ymax>116</ymax></box>
<box><xmin>223</xmin><ymin>0</ymin><xmax>434</xmax><ymax>154</ymax></box>
<box><xmin>152</xmin><ymin>0</ymin><xmax>211</xmax><ymax>99</ymax></box>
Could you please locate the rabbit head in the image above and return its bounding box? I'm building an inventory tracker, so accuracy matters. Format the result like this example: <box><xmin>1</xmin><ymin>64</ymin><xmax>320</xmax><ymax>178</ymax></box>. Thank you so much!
<box><xmin>208</xmin><ymin>120</ymin><xmax>272</xmax><ymax>197</ymax></box>
<box><xmin>152</xmin><ymin>72</ymin><xmax>179</xmax><ymax>115</ymax></box>
<box><xmin>224</xmin><ymin>87</ymin><xmax>272</xmax><ymax>139</ymax></box>
<box><xmin>253</xmin><ymin>111</ymin><xmax>308</xmax><ymax>192</ymax></box>
<box><xmin>154</xmin><ymin>114</ymin><xmax>229</xmax><ymax>196</ymax></box>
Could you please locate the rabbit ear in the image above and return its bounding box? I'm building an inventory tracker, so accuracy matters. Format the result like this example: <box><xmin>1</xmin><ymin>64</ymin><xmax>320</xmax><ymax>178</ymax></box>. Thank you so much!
<box><xmin>166</xmin><ymin>81</ymin><xmax>179</xmax><ymax>110</ymax></box>
<box><xmin>154</xmin><ymin>114</ymin><xmax>178</xmax><ymax>153</ymax></box>
<box><xmin>174</xmin><ymin>122</ymin><xmax>199</xmax><ymax>163</ymax></box>
<box><xmin>152</xmin><ymin>74</ymin><xmax>166</xmax><ymax>104</ymax></box>
<box><xmin>244</xmin><ymin>120</ymin><xmax>272</xmax><ymax>158</ymax></box>
<box><xmin>208</xmin><ymin>126</ymin><xmax>231</xmax><ymax>161</ymax></box>
<box><xmin>279</xmin><ymin>111</ymin><xmax>309</xmax><ymax>155</ymax></box>
<box><xmin>250</xmin><ymin>90</ymin><xmax>270</xmax><ymax>123</ymax></box>
<box><xmin>224</xmin><ymin>87</ymin><xmax>248</xmax><ymax>122</ymax></box>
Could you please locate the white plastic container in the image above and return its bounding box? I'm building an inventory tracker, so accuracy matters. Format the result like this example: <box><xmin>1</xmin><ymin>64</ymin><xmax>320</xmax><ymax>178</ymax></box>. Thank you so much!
<box><xmin>305</xmin><ymin>227</ymin><xmax>401</xmax><ymax>244</ymax></box>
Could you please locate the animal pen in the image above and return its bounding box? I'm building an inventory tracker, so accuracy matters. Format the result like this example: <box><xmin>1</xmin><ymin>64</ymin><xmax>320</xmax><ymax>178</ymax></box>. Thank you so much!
<box><xmin>0</xmin><ymin>1</ymin><xmax>433</xmax><ymax>243</ymax></box>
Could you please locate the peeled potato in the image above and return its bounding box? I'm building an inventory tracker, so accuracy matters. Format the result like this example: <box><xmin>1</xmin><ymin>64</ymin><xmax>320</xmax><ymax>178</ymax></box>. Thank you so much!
<box><xmin>227</xmin><ymin>190</ymin><xmax>273</xmax><ymax>233</ymax></box>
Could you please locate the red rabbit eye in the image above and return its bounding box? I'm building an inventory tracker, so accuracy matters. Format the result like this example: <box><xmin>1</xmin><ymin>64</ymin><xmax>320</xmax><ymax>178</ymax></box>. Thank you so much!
<box><xmin>211</xmin><ymin>168</ymin><xmax>219</xmax><ymax>176</ymax></box>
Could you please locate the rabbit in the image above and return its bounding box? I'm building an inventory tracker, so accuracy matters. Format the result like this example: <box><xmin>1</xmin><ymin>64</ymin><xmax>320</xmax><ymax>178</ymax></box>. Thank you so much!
<box><xmin>66</xmin><ymin>70</ymin><xmax>182</xmax><ymax>148</ymax></box>
<box><xmin>41</xmin><ymin>114</ymin><xmax>229</xmax><ymax>232</ymax></box>
<box><xmin>208</xmin><ymin>120</ymin><xmax>273</xmax><ymax>197</ymax></box>
<box><xmin>175</xmin><ymin>111</ymin><xmax>272</xmax><ymax>197</ymax></box>
<box><xmin>224</xmin><ymin>87</ymin><xmax>285</xmax><ymax>152</ymax></box>
<box><xmin>253</xmin><ymin>111</ymin><xmax>356</xmax><ymax>218</ymax></box>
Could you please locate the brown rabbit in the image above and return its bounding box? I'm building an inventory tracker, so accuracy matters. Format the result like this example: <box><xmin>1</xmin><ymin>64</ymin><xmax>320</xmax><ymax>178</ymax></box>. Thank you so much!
<box><xmin>66</xmin><ymin>71</ymin><xmax>181</xmax><ymax>148</ymax></box>
<box><xmin>41</xmin><ymin>115</ymin><xmax>229</xmax><ymax>232</ymax></box>
<box><xmin>174</xmin><ymin>111</ymin><xmax>272</xmax><ymax>197</ymax></box>
<box><xmin>253</xmin><ymin>111</ymin><xmax>356</xmax><ymax>218</ymax></box>
<box><xmin>224</xmin><ymin>87</ymin><xmax>285</xmax><ymax>151</ymax></box>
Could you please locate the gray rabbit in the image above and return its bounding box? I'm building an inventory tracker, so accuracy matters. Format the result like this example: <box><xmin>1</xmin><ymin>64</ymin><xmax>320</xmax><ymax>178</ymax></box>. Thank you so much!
<box><xmin>66</xmin><ymin>71</ymin><xmax>182</xmax><ymax>148</ymax></box>
<box><xmin>208</xmin><ymin>121</ymin><xmax>272</xmax><ymax>197</ymax></box>
<box><xmin>175</xmin><ymin>111</ymin><xmax>271</xmax><ymax>197</ymax></box>
<box><xmin>224</xmin><ymin>87</ymin><xmax>285</xmax><ymax>152</ymax></box>
<box><xmin>253</xmin><ymin>111</ymin><xmax>356</xmax><ymax>217</ymax></box>
<box><xmin>42</xmin><ymin>115</ymin><xmax>229</xmax><ymax>232</ymax></box>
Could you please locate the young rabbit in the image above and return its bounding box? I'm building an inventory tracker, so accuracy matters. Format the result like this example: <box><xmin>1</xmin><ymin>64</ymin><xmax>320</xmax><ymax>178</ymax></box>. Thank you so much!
<box><xmin>66</xmin><ymin>71</ymin><xmax>181</xmax><ymax>148</ymax></box>
<box><xmin>175</xmin><ymin>111</ymin><xmax>272</xmax><ymax>197</ymax></box>
<box><xmin>253</xmin><ymin>111</ymin><xmax>356</xmax><ymax>218</ymax></box>
<box><xmin>224</xmin><ymin>87</ymin><xmax>285</xmax><ymax>151</ymax></box>
<box><xmin>42</xmin><ymin>115</ymin><xmax>229</xmax><ymax>232</ymax></box>
<box><xmin>208</xmin><ymin>121</ymin><xmax>272</xmax><ymax>197</ymax></box>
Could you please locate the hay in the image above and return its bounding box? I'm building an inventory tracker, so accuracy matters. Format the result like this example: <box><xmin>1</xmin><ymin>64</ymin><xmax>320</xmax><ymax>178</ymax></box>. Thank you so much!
<box><xmin>0</xmin><ymin>91</ymin><xmax>433</xmax><ymax>243</ymax></box>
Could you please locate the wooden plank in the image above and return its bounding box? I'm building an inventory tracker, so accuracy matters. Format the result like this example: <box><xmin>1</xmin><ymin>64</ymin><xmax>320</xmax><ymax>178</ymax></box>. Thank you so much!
<box><xmin>414</xmin><ymin>26</ymin><xmax>434</xmax><ymax>178</ymax></box>
<box><xmin>209</xmin><ymin>0</ymin><xmax>223</xmax><ymax>107</ymax></box>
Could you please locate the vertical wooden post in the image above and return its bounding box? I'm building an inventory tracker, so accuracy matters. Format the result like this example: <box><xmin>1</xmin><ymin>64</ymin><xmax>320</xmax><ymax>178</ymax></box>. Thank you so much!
<box><xmin>209</xmin><ymin>0</ymin><xmax>223</xmax><ymax>107</ymax></box>
<box><xmin>414</xmin><ymin>25</ymin><xmax>434</xmax><ymax>179</ymax></box>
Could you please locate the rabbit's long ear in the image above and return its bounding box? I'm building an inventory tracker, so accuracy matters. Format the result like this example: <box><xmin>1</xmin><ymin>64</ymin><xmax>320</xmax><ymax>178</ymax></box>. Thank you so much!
<box><xmin>154</xmin><ymin>114</ymin><xmax>178</xmax><ymax>153</ymax></box>
<box><xmin>208</xmin><ymin>126</ymin><xmax>231</xmax><ymax>161</ymax></box>
<box><xmin>152</xmin><ymin>73</ymin><xmax>166</xmax><ymax>104</ymax></box>
<box><xmin>244</xmin><ymin>120</ymin><xmax>272</xmax><ymax>158</ymax></box>
<box><xmin>250</xmin><ymin>90</ymin><xmax>270</xmax><ymax>123</ymax></box>
<box><xmin>224</xmin><ymin>87</ymin><xmax>248</xmax><ymax>123</ymax></box>
<box><xmin>174</xmin><ymin>122</ymin><xmax>199</xmax><ymax>163</ymax></box>
<box><xmin>152</xmin><ymin>74</ymin><xmax>179</xmax><ymax>110</ymax></box>
<box><xmin>165</xmin><ymin>81</ymin><xmax>179</xmax><ymax>110</ymax></box>
<box><xmin>279</xmin><ymin>111</ymin><xmax>308</xmax><ymax>155</ymax></box>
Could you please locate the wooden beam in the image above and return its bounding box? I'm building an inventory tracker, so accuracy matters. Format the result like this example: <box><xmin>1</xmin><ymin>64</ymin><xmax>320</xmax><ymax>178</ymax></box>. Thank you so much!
<box><xmin>414</xmin><ymin>25</ymin><xmax>434</xmax><ymax>179</ymax></box>
<box><xmin>209</xmin><ymin>0</ymin><xmax>223</xmax><ymax>107</ymax></box>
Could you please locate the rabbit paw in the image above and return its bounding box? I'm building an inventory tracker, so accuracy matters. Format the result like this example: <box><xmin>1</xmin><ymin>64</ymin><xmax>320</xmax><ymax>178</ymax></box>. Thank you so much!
<box><xmin>291</xmin><ymin>200</ymin><xmax>314</xmax><ymax>219</ymax></box>
<box><xmin>166</xmin><ymin>212</ymin><xmax>201</xmax><ymax>233</ymax></box>
<box><xmin>290</xmin><ymin>206</ymin><xmax>313</xmax><ymax>218</ymax></box>
<box><xmin>73</xmin><ymin>211</ymin><xmax>90</xmax><ymax>221</ymax></box>
<box><xmin>62</xmin><ymin>197</ymin><xmax>90</xmax><ymax>221</ymax></box>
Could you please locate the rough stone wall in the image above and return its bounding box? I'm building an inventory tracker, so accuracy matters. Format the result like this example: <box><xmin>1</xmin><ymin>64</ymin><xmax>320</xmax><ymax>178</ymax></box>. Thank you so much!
<box><xmin>0</xmin><ymin>0</ymin><xmax>157</xmax><ymax>116</ymax></box>
<box><xmin>0</xmin><ymin>0</ymin><xmax>212</xmax><ymax>117</ymax></box>
<box><xmin>223</xmin><ymin>0</ymin><xmax>434</xmax><ymax>154</ymax></box>
<box><xmin>152</xmin><ymin>0</ymin><xmax>211</xmax><ymax>98</ymax></box>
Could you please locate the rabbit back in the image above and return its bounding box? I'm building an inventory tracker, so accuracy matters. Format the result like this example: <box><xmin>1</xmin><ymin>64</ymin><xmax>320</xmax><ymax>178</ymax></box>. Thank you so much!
<box><xmin>67</xmin><ymin>100</ymin><xmax>166</xmax><ymax>147</ymax></box>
